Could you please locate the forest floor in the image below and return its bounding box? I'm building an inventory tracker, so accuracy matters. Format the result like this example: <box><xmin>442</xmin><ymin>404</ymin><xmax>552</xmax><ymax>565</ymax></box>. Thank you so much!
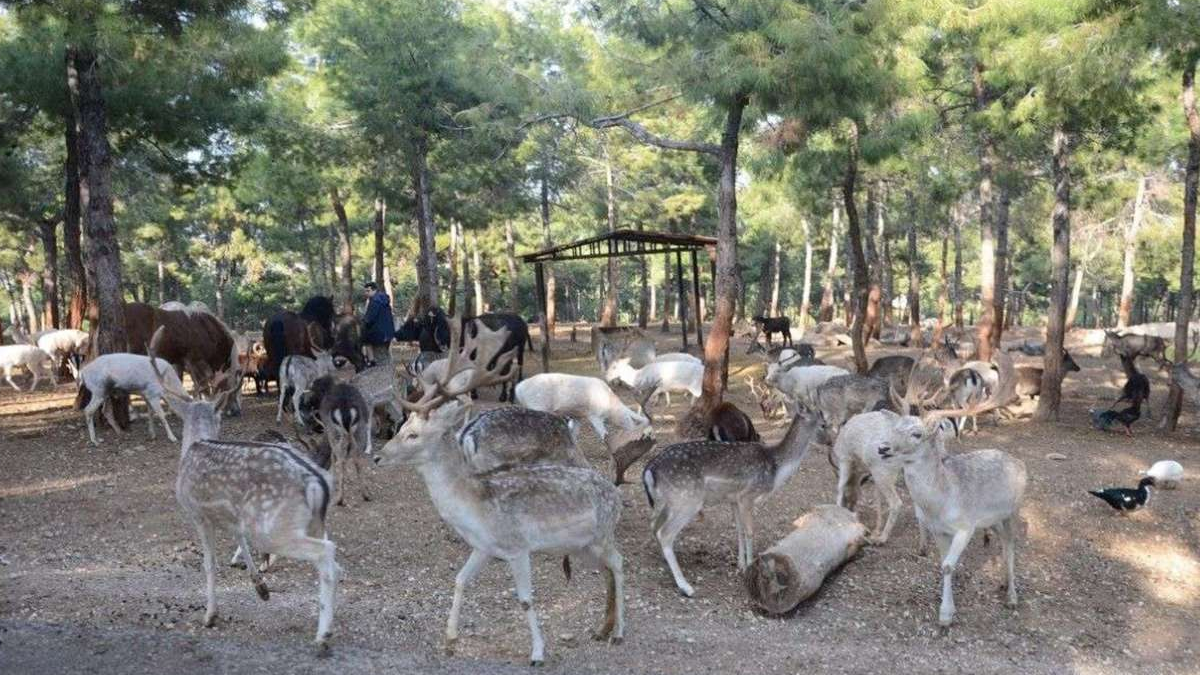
<box><xmin>2</xmin><ymin>325</ymin><xmax>1198</xmax><ymax>675</ymax></box>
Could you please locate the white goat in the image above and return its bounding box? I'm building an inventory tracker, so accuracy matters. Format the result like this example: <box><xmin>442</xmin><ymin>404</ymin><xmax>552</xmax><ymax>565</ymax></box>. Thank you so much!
<box><xmin>764</xmin><ymin>363</ymin><xmax>848</xmax><ymax>411</ymax></box>
<box><xmin>75</xmin><ymin>353</ymin><xmax>181</xmax><ymax>446</ymax></box>
<box><xmin>652</xmin><ymin>352</ymin><xmax>701</xmax><ymax>365</ymax></box>
<box><xmin>0</xmin><ymin>344</ymin><xmax>57</xmax><ymax>391</ymax></box>
<box><xmin>605</xmin><ymin>359</ymin><xmax>703</xmax><ymax>409</ymax></box>
<box><xmin>277</xmin><ymin>349</ymin><xmax>336</xmax><ymax>425</ymax></box>
<box><xmin>879</xmin><ymin>415</ymin><xmax>1026</xmax><ymax>627</ymax></box>
<box><xmin>36</xmin><ymin>328</ymin><xmax>89</xmax><ymax>379</ymax></box>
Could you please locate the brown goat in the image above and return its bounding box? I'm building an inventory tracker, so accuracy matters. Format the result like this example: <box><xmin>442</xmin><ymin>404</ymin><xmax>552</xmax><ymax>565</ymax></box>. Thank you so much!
<box><xmin>675</xmin><ymin>400</ymin><xmax>760</xmax><ymax>443</ymax></box>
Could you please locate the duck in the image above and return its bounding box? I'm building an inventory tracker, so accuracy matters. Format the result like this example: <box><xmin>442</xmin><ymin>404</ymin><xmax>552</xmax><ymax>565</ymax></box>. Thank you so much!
<box><xmin>1141</xmin><ymin>460</ymin><xmax>1183</xmax><ymax>489</ymax></box>
<box><xmin>1088</xmin><ymin>402</ymin><xmax>1141</xmax><ymax>437</ymax></box>
<box><xmin>1089</xmin><ymin>477</ymin><xmax>1154</xmax><ymax>513</ymax></box>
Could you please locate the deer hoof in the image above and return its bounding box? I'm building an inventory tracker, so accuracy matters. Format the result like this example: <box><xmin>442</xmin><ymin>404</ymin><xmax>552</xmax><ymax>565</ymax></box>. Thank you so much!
<box><xmin>255</xmin><ymin>582</ymin><xmax>270</xmax><ymax>601</ymax></box>
<box><xmin>608</xmin><ymin>636</ymin><xmax>624</xmax><ymax>646</ymax></box>
<box><xmin>444</xmin><ymin>638</ymin><xmax>457</xmax><ymax>656</ymax></box>
<box><xmin>203</xmin><ymin>613</ymin><xmax>217</xmax><ymax>628</ymax></box>
<box><xmin>315</xmin><ymin>637</ymin><xmax>333</xmax><ymax>658</ymax></box>
<box><xmin>529</xmin><ymin>659</ymin><xmax>544</xmax><ymax>667</ymax></box>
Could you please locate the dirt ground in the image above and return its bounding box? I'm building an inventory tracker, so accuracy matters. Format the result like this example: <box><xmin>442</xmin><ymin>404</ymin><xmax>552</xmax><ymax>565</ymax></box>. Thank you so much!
<box><xmin>2</xmin><ymin>325</ymin><xmax>1199</xmax><ymax>675</ymax></box>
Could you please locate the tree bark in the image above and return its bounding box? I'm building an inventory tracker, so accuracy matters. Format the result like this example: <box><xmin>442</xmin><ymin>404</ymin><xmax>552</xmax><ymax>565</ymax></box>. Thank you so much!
<box><xmin>67</xmin><ymin>45</ymin><xmax>126</xmax><ymax>356</ymax></box>
<box><xmin>863</xmin><ymin>183</ymin><xmax>882</xmax><ymax>341</ymax></box>
<box><xmin>20</xmin><ymin>271</ymin><xmax>40</xmax><ymax>334</ymax></box>
<box><xmin>878</xmin><ymin>196</ymin><xmax>894</xmax><ymax>328</ymax></box>
<box><xmin>800</xmin><ymin>219</ymin><xmax>814</xmax><ymax>335</ymax></box>
<box><xmin>1118</xmin><ymin>176</ymin><xmax>1148</xmax><ymax>328</ymax></box>
<box><xmin>461</xmin><ymin>225</ymin><xmax>472</xmax><ymax>315</ymax></box>
<box><xmin>471</xmin><ymin>234</ymin><xmax>485</xmax><ymax>316</ymax></box>
<box><xmin>992</xmin><ymin>185</ymin><xmax>1010</xmax><ymax>348</ymax></box>
<box><xmin>698</xmin><ymin>96</ymin><xmax>748</xmax><ymax>405</ymax></box>
<box><xmin>769</xmin><ymin>239</ymin><xmax>782</xmax><ymax>317</ymax></box>
<box><xmin>1066</xmin><ymin>265</ymin><xmax>1084</xmax><ymax>328</ymax></box>
<box><xmin>1164</xmin><ymin>62</ymin><xmax>1200</xmax><ymax>431</ymax></box>
<box><xmin>906</xmin><ymin>202</ymin><xmax>922</xmax><ymax>345</ymax></box>
<box><xmin>330</xmin><ymin>186</ymin><xmax>353</xmax><ymax>314</ymax></box>
<box><xmin>637</xmin><ymin>222</ymin><xmax>650</xmax><ymax>328</ymax></box>
<box><xmin>38</xmin><ymin>219</ymin><xmax>60</xmax><ymax>329</ymax></box>
<box><xmin>843</xmin><ymin>123</ymin><xmax>870</xmax><ymax>374</ymax></box>
<box><xmin>63</xmin><ymin>110</ymin><xmax>87</xmax><ymax>330</ymax></box>
<box><xmin>974</xmin><ymin>63</ymin><xmax>998</xmax><ymax>361</ymax></box>
<box><xmin>505</xmin><ymin>219</ymin><xmax>520</xmax><ymax>312</ymax></box>
<box><xmin>601</xmin><ymin>139</ymin><xmax>620</xmax><ymax>327</ymax></box>
<box><xmin>410</xmin><ymin>135</ymin><xmax>438</xmax><ymax>314</ymax></box>
<box><xmin>447</xmin><ymin>220</ymin><xmax>460</xmax><ymax>315</ymax></box>
<box><xmin>326</xmin><ymin>222</ymin><xmax>338</xmax><ymax>296</ymax></box>
<box><xmin>1035</xmin><ymin>128</ymin><xmax>1073</xmax><ymax>421</ymax></box>
<box><xmin>539</xmin><ymin>174</ymin><xmax>556</xmax><ymax>336</ymax></box>
<box><xmin>373</xmin><ymin>197</ymin><xmax>386</xmax><ymax>285</ymax></box>
<box><xmin>953</xmin><ymin>206</ymin><xmax>964</xmax><ymax>329</ymax></box>
<box><xmin>818</xmin><ymin>204</ymin><xmax>839</xmax><ymax>322</ymax></box>
<box><xmin>933</xmin><ymin>228</ymin><xmax>950</xmax><ymax>344</ymax></box>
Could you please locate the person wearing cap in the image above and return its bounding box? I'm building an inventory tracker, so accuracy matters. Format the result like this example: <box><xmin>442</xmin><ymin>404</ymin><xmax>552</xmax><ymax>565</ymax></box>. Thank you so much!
<box><xmin>361</xmin><ymin>281</ymin><xmax>394</xmax><ymax>365</ymax></box>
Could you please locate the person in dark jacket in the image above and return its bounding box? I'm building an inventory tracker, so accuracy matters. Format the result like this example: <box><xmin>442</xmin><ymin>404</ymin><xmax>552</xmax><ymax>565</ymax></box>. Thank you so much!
<box><xmin>361</xmin><ymin>281</ymin><xmax>394</xmax><ymax>365</ymax></box>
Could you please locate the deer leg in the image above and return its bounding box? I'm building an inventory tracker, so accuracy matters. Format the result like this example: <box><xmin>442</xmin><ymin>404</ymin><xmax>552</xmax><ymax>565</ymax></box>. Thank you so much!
<box><xmin>446</xmin><ymin>549</ymin><xmax>489</xmax><ymax>653</ymax></box>
<box><xmin>998</xmin><ymin>518</ymin><xmax>1019</xmax><ymax>608</ymax></box>
<box><xmin>938</xmin><ymin>529</ymin><xmax>973</xmax><ymax>627</ymax></box>
<box><xmin>147</xmin><ymin>395</ymin><xmax>177</xmax><ymax>443</ymax></box>
<box><xmin>654</xmin><ymin>504</ymin><xmax>700</xmax><ymax>597</ymax></box>
<box><xmin>236</xmin><ymin>530</ymin><xmax>270</xmax><ymax>600</ymax></box>
<box><xmin>507</xmin><ymin>554</ymin><xmax>544</xmax><ymax>666</ymax></box>
<box><xmin>276</xmin><ymin>383</ymin><xmax>287</xmax><ymax>423</ymax></box>
<box><xmin>735</xmin><ymin>500</ymin><xmax>755</xmax><ymax>569</ymax></box>
<box><xmin>870</xmin><ymin>474</ymin><xmax>904</xmax><ymax>545</ymax></box>
<box><xmin>281</xmin><ymin>534</ymin><xmax>338</xmax><ymax>652</ymax></box>
<box><xmin>732</xmin><ymin>505</ymin><xmax>745</xmax><ymax>568</ymax></box>
<box><xmin>591</xmin><ymin>545</ymin><xmax>624</xmax><ymax>644</ymax></box>
<box><xmin>5</xmin><ymin>366</ymin><xmax>20</xmax><ymax>391</ymax></box>
<box><xmin>192</xmin><ymin>519</ymin><xmax>219</xmax><ymax>628</ymax></box>
<box><xmin>27</xmin><ymin>366</ymin><xmax>40</xmax><ymax>392</ymax></box>
<box><xmin>102</xmin><ymin>400</ymin><xmax>122</xmax><ymax>435</ymax></box>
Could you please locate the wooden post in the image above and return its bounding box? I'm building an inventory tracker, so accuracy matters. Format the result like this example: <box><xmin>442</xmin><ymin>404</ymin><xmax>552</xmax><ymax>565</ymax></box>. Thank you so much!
<box><xmin>691</xmin><ymin>250</ymin><xmax>704</xmax><ymax>348</ymax></box>
<box><xmin>676</xmin><ymin>251</ymin><xmax>688</xmax><ymax>350</ymax></box>
<box><xmin>535</xmin><ymin>262</ymin><xmax>550</xmax><ymax>373</ymax></box>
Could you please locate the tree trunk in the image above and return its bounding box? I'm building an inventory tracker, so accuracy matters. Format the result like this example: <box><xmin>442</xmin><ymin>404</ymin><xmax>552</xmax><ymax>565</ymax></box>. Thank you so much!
<box><xmin>974</xmin><ymin>63</ymin><xmax>998</xmax><ymax>361</ymax></box>
<box><xmin>843</xmin><ymin>123</ymin><xmax>870</xmax><ymax>374</ymax></box>
<box><xmin>330</xmin><ymin>186</ymin><xmax>353</xmax><ymax>314</ymax></box>
<box><xmin>800</xmin><ymin>219</ymin><xmax>814</xmax><ymax>335</ymax></box>
<box><xmin>1164</xmin><ymin>62</ymin><xmax>1200</xmax><ymax>431</ymax></box>
<box><xmin>38</xmin><ymin>219</ymin><xmax>60</xmax><ymax>329</ymax></box>
<box><xmin>505</xmin><ymin>219</ymin><xmax>520</xmax><ymax>312</ymax></box>
<box><xmin>992</xmin><ymin>185</ymin><xmax>1010</xmax><ymax>348</ymax></box>
<box><xmin>769</xmin><ymin>239</ymin><xmax>782</xmax><ymax>317</ymax></box>
<box><xmin>2</xmin><ymin>272</ymin><xmax>25</xmax><ymax>335</ymax></box>
<box><xmin>906</xmin><ymin>206</ymin><xmax>922</xmax><ymax>345</ymax></box>
<box><xmin>1066</xmin><ymin>265</ymin><xmax>1084</xmax><ymax>328</ymax></box>
<box><xmin>326</xmin><ymin>222</ymin><xmax>338</xmax><ymax>295</ymax></box>
<box><xmin>67</xmin><ymin>45</ymin><xmax>126</xmax><ymax>356</ymax></box>
<box><xmin>1035</xmin><ymin>128</ymin><xmax>1073</xmax><ymax>421</ymax></box>
<box><xmin>411</xmin><ymin>136</ymin><xmax>438</xmax><ymax>314</ymax></box>
<box><xmin>63</xmin><ymin>111</ymin><xmax>87</xmax><ymax>330</ymax></box>
<box><xmin>662</xmin><ymin>253</ymin><xmax>672</xmax><ymax>327</ymax></box>
<box><xmin>156</xmin><ymin>258</ymin><xmax>165</xmax><ymax>306</ymax></box>
<box><xmin>878</xmin><ymin>196</ymin><xmax>894</xmax><ymax>328</ymax></box>
<box><xmin>373</xmin><ymin>197</ymin><xmax>386</xmax><ymax>285</ymax></box>
<box><xmin>863</xmin><ymin>183</ymin><xmax>882</xmax><ymax>341</ymax></box>
<box><xmin>1118</xmin><ymin>176</ymin><xmax>1148</xmax><ymax>328</ymax></box>
<box><xmin>818</xmin><ymin>204</ymin><xmax>839</xmax><ymax>322</ymax></box>
<box><xmin>461</xmin><ymin>226</ymin><xmax>472</xmax><ymax>315</ymax></box>
<box><xmin>698</xmin><ymin>96</ymin><xmax>747</xmax><ymax>405</ymax></box>
<box><xmin>447</xmin><ymin>220</ymin><xmax>460</xmax><ymax>315</ymax></box>
<box><xmin>539</xmin><ymin>175</ymin><xmax>556</xmax><ymax>336</ymax></box>
<box><xmin>953</xmin><ymin>206</ymin><xmax>964</xmax><ymax>329</ymax></box>
<box><xmin>637</xmin><ymin>223</ymin><xmax>650</xmax><ymax>328</ymax></box>
<box><xmin>933</xmin><ymin>228</ymin><xmax>949</xmax><ymax>344</ymax></box>
<box><xmin>21</xmin><ymin>272</ymin><xmax>40</xmax><ymax>333</ymax></box>
<box><xmin>601</xmin><ymin>139</ymin><xmax>620</xmax><ymax>327</ymax></box>
<box><xmin>471</xmin><ymin>233</ymin><xmax>484</xmax><ymax>316</ymax></box>
<box><xmin>754</xmin><ymin>249</ymin><xmax>773</xmax><ymax>317</ymax></box>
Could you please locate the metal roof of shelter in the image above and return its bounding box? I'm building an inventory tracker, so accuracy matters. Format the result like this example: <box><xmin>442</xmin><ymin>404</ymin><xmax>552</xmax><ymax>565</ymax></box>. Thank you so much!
<box><xmin>520</xmin><ymin>229</ymin><xmax>717</xmax><ymax>264</ymax></box>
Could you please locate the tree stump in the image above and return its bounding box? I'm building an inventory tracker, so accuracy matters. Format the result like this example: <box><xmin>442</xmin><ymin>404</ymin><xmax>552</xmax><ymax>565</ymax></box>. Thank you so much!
<box><xmin>744</xmin><ymin>505</ymin><xmax>866</xmax><ymax>615</ymax></box>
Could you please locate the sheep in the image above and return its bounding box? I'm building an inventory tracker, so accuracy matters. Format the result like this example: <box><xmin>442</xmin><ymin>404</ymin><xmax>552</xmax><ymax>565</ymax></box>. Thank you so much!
<box><xmin>0</xmin><ymin>345</ymin><xmax>56</xmax><ymax>391</ymax></box>
<box><xmin>74</xmin><ymin>353</ymin><xmax>182</xmax><ymax>446</ymax></box>
<box><xmin>36</xmin><ymin>328</ymin><xmax>89</xmax><ymax>379</ymax></box>
<box><xmin>514</xmin><ymin>373</ymin><xmax>655</xmax><ymax>484</ymax></box>
<box><xmin>764</xmin><ymin>363</ymin><xmax>849</xmax><ymax>412</ymax></box>
<box><xmin>606</xmin><ymin>358</ymin><xmax>703</xmax><ymax>411</ymax></box>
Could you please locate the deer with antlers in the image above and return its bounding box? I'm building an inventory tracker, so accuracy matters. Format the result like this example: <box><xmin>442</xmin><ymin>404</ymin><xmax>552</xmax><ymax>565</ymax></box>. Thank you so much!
<box><xmin>148</xmin><ymin>327</ymin><xmax>338</xmax><ymax>652</ymax></box>
<box><xmin>370</xmin><ymin>316</ymin><xmax>625</xmax><ymax>666</ymax></box>
<box><xmin>877</xmin><ymin>353</ymin><xmax>1026</xmax><ymax>627</ymax></box>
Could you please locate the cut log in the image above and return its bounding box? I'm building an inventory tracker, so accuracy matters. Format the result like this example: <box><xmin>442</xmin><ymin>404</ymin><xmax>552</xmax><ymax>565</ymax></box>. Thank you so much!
<box><xmin>744</xmin><ymin>505</ymin><xmax>867</xmax><ymax>615</ymax></box>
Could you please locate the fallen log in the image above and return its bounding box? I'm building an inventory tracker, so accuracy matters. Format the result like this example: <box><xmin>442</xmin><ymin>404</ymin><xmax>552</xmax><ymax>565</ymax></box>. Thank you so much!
<box><xmin>744</xmin><ymin>505</ymin><xmax>867</xmax><ymax>615</ymax></box>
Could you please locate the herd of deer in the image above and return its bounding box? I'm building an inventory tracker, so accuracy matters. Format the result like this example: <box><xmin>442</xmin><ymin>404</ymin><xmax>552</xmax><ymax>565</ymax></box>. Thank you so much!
<box><xmin>4</xmin><ymin>313</ymin><xmax>1196</xmax><ymax>666</ymax></box>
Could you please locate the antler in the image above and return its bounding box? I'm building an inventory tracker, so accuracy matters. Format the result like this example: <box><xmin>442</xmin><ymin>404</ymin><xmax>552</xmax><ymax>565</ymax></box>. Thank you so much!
<box><xmin>148</xmin><ymin>327</ymin><xmax>193</xmax><ymax>401</ymax></box>
<box><xmin>306</xmin><ymin>322</ymin><xmax>328</xmax><ymax>354</ymax></box>
<box><xmin>922</xmin><ymin>352</ymin><xmax>1016</xmax><ymax>424</ymax></box>
<box><xmin>398</xmin><ymin>315</ymin><xmax>517</xmax><ymax>416</ymax></box>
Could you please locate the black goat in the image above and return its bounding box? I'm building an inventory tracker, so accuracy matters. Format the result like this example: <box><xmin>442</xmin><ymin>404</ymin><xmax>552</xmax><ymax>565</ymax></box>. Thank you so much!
<box><xmin>751</xmin><ymin>315</ymin><xmax>792</xmax><ymax>347</ymax></box>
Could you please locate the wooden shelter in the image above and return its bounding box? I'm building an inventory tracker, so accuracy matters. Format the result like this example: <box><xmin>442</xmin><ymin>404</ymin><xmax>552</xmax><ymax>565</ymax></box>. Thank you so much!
<box><xmin>521</xmin><ymin>229</ymin><xmax>717</xmax><ymax>371</ymax></box>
